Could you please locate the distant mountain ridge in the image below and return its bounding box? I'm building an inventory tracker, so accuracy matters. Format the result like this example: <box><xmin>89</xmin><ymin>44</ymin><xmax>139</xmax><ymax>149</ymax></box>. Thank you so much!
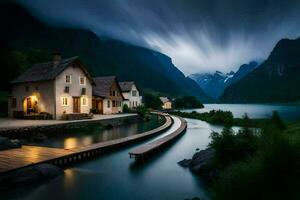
<box><xmin>189</xmin><ymin>61</ymin><xmax>258</xmax><ymax>99</ymax></box>
<box><xmin>0</xmin><ymin>1</ymin><xmax>212</xmax><ymax>102</ymax></box>
<box><xmin>220</xmin><ymin>37</ymin><xmax>300</xmax><ymax>103</ymax></box>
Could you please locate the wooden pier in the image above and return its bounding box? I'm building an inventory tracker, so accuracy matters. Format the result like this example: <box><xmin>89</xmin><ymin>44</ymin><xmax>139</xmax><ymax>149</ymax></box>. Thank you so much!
<box><xmin>129</xmin><ymin>116</ymin><xmax>187</xmax><ymax>160</ymax></box>
<box><xmin>0</xmin><ymin>113</ymin><xmax>173</xmax><ymax>175</ymax></box>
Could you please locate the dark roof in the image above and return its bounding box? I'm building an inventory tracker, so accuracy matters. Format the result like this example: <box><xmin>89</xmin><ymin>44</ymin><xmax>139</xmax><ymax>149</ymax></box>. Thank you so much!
<box><xmin>119</xmin><ymin>81</ymin><xmax>134</xmax><ymax>92</ymax></box>
<box><xmin>93</xmin><ymin>76</ymin><xmax>124</xmax><ymax>99</ymax></box>
<box><xmin>11</xmin><ymin>56</ymin><xmax>94</xmax><ymax>84</ymax></box>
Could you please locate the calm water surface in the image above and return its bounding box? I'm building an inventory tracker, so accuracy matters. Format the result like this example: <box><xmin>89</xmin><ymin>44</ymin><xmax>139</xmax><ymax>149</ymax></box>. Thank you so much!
<box><xmin>31</xmin><ymin>115</ymin><xmax>164</xmax><ymax>149</ymax></box>
<box><xmin>4</xmin><ymin>104</ymin><xmax>300</xmax><ymax>200</ymax></box>
<box><xmin>184</xmin><ymin>104</ymin><xmax>300</xmax><ymax>122</ymax></box>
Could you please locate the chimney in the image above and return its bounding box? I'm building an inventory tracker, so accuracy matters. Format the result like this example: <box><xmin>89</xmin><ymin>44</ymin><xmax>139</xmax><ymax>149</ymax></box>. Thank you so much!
<box><xmin>53</xmin><ymin>53</ymin><xmax>62</xmax><ymax>67</ymax></box>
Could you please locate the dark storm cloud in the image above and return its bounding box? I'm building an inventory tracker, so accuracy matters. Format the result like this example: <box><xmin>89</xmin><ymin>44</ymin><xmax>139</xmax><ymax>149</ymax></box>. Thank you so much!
<box><xmin>17</xmin><ymin>0</ymin><xmax>300</xmax><ymax>74</ymax></box>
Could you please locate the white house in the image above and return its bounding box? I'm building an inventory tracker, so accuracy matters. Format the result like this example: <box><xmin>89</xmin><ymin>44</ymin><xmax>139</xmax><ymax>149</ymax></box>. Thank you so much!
<box><xmin>160</xmin><ymin>97</ymin><xmax>172</xmax><ymax>109</ymax></box>
<box><xmin>8</xmin><ymin>54</ymin><xmax>94</xmax><ymax>119</ymax></box>
<box><xmin>119</xmin><ymin>81</ymin><xmax>142</xmax><ymax>109</ymax></box>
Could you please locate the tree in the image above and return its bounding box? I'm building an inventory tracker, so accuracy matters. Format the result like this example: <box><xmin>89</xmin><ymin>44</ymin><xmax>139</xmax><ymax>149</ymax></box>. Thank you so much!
<box><xmin>143</xmin><ymin>93</ymin><xmax>162</xmax><ymax>109</ymax></box>
<box><xmin>173</xmin><ymin>96</ymin><xmax>204</xmax><ymax>109</ymax></box>
<box><xmin>270</xmin><ymin>111</ymin><xmax>286</xmax><ymax>130</ymax></box>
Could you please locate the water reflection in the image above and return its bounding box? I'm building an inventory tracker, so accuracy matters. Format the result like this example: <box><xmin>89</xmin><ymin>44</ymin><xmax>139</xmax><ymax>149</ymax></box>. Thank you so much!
<box><xmin>32</xmin><ymin>116</ymin><xmax>164</xmax><ymax>149</ymax></box>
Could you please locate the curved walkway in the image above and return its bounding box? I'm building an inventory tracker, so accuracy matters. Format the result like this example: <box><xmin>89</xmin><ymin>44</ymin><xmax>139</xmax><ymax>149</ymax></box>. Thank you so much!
<box><xmin>0</xmin><ymin>113</ymin><xmax>172</xmax><ymax>174</ymax></box>
<box><xmin>129</xmin><ymin>115</ymin><xmax>187</xmax><ymax>160</ymax></box>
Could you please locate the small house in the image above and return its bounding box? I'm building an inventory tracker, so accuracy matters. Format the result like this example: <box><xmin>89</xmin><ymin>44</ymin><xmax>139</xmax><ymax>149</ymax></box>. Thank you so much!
<box><xmin>119</xmin><ymin>81</ymin><xmax>142</xmax><ymax>109</ymax></box>
<box><xmin>92</xmin><ymin>76</ymin><xmax>124</xmax><ymax>114</ymax></box>
<box><xmin>8</xmin><ymin>54</ymin><xmax>94</xmax><ymax>119</ymax></box>
<box><xmin>160</xmin><ymin>97</ymin><xmax>172</xmax><ymax>109</ymax></box>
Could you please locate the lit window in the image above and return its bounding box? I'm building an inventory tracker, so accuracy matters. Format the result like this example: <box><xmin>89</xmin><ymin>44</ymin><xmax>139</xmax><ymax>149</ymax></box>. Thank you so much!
<box><xmin>82</xmin><ymin>97</ymin><xmax>87</xmax><ymax>106</ymax></box>
<box><xmin>62</xmin><ymin>97</ymin><xmax>68</xmax><ymax>106</ymax></box>
<box><xmin>132</xmin><ymin>90</ymin><xmax>137</xmax><ymax>97</ymax></box>
<box><xmin>66</xmin><ymin>75</ymin><xmax>71</xmax><ymax>84</ymax></box>
<box><xmin>79</xmin><ymin>76</ymin><xmax>85</xmax><ymax>85</ymax></box>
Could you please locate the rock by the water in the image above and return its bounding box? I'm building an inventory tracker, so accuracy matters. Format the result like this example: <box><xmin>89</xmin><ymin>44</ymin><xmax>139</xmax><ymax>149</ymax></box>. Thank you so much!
<box><xmin>178</xmin><ymin>159</ymin><xmax>192</xmax><ymax>167</ymax></box>
<box><xmin>0</xmin><ymin>163</ymin><xmax>63</xmax><ymax>190</ymax></box>
<box><xmin>179</xmin><ymin>148</ymin><xmax>219</xmax><ymax>183</ymax></box>
<box><xmin>0</xmin><ymin>136</ymin><xmax>21</xmax><ymax>150</ymax></box>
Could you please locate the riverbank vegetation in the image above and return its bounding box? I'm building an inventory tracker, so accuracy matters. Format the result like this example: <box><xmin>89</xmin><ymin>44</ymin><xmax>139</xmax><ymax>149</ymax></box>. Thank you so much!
<box><xmin>206</xmin><ymin>112</ymin><xmax>299</xmax><ymax>199</ymax></box>
<box><xmin>173</xmin><ymin>96</ymin><xmax>204</xmax><ymax>109</ymax></box>
<box><xmin>170</xmin><ymin>110</ymin><xmax>267</xmax><ymax>127</ymax></box>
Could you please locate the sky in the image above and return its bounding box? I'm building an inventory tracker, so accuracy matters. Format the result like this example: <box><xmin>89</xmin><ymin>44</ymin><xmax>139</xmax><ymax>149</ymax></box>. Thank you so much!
<box><xmin>18</xmin><ymin>0</ymin><xmax>300</xmax><ymax>75</ymax></box>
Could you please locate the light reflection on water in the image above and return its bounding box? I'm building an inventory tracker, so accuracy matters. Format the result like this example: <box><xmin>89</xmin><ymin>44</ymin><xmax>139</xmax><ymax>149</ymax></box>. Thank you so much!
<box><xmin>32</xmin><ymin>116</ymin><xmax>164</xmax><ymax>149</ymax></box>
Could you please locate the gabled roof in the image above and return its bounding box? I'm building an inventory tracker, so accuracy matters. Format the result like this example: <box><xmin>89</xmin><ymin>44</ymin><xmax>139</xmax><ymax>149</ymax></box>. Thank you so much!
<box><xmin>160</xmin><ymin>97</ymin><xmax>171</xmax><ymax>103</ymax></box>
<box><xmin>11</xmin><ymin>56</ymin><xmax>95</xmax><ymax>84</ymax></box>
<box><xmin>119</xmin><ymin>81</ymin><xmax>134</xmax><ymax>92</ymax></box>
<box><xmin>93</xmin><ymin>76</ymin><xmax>124</xmax><ymax>99</ymax></box>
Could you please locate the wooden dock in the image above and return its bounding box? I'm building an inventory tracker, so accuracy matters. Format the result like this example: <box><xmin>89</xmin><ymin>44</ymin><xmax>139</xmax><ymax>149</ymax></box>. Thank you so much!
<box><xmin>129</xmin><ymin>116</ymin><xmax>187</xmax><ymax>160</ymax></box>
<box><xmin>0</xmin><ymin>113</ymin><xmax>172</xmax><ymax>175</ymax></box>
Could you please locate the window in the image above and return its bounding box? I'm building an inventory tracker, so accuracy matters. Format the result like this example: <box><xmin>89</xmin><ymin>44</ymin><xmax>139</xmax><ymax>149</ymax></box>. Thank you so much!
<box><xmin>35</xmin><ymin>86</ymin><xmax>39</xmax><ymax>91</ymax></box>
<box><xmin>112</xmin><ymin>91</ymin><xmax>116</xmax><ymax>96</ymax></box>
<box><xmin>82</xmin><ymin>97</ymin><xmax>87</xmax><ymax>106</ymax></box>
<box><xmin>66</xmin><ymin>75</ymin><xmax>72</xmax><ymax>84</ymax></box>
<box><xmin>79</xmin><ymin>76</ymin><xmax>85</xmax><ymax>85</ymax></box>
<box><xmin>112</xmin><ymin>100</ymin><xmax>116</xmax><ymax>107</ymax></box>
<box><xmin>64</xmin><ymin>86</ymin><xmax>69</xmax><ymax>93</ymax></box>
<box><xmin>62</xmin><ymin>97</ymin><xmax>68</xmax><ymax>106</ymax></box>
<box><xmin>81</xmin><ymin>88</ymin><xmax>86</xmax><ymax>95</ymax></box>
<box><xmin>132</xmin><ymin>90</ymin><xmax>137</xmax><ymax>97</ymax></box>
<box><xmin>25</xmin><ymin>86</ymin><xmax>29</xmax><ymax>92</ymax></box>
<box><xmin>107</xmin><ymin>100</ymin><xmax>111</xmax><ymax>108</ymax></box>
<box><xmin>11</xmin><ymin>98</ymin><xmax>17</xmax><ymax>108</ymax></box>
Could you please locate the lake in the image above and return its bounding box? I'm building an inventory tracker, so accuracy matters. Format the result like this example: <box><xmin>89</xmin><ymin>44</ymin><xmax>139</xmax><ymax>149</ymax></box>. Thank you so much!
<box><xmin>183</xmin><ymin>104</ymin><xmax>300</xmax><ymax>122</ymax></box>
<box><xmin>4</xmin><ymin>104</ymin><xmax>300</xmax><ymax>200</ymax></box>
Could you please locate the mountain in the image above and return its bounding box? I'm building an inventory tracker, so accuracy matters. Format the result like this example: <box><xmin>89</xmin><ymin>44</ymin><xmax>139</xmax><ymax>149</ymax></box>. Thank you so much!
<box><xmin>189</xmin><ymin>61</ymin><xmax>258</xmax><ymax>99</ymax></box>
<box><xmin>0</xmin><ymin>1</ymin><xmax>211</xmax><ymax>102</ymax></box>
<box><xmin>189</xmin><ymin>71</ymin><xmax>233</xmax><ymax>99</ymax></box>
<box><xmin>220</xmin><ymin>37</ymin><xmax>300</xmax><ymax>103</ymax></box>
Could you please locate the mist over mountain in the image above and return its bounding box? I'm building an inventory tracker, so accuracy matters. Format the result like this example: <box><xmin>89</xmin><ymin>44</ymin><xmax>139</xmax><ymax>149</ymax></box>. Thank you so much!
<box><xmin>220</xmin><ymin>37</ymin><xmax>300</xmax><ymax>103</ymax></box>
<box><xmin>0</xmin><ymin>1</ymin><xmax>211</xmax><ymax>102</ymax></box>
<box><xmin>16</xmin><ymin>0</ymin><xmax>300</xmax><ymax>75</ymax></box>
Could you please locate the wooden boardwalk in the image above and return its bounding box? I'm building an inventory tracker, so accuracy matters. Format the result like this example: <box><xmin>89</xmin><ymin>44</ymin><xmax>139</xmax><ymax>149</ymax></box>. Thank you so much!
<box><xmin>0</xmin><ymin>113</ymin><xmax>172</xmax><ymax>175</ymax></box>
<box><xmin>129</xmin><ymin>116</ymin><xmax>187</xmax><ymax>160</ymax></box>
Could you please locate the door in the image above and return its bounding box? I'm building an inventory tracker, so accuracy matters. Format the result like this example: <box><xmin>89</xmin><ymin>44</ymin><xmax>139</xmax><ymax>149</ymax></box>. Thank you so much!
<box><xmin>97</xmin><ymin>100</ymin><xmax>103</xmax><ymax>114</ymax></box>
<box><xmin>26</xmin><ymin>97</ymin><xmax>32</xmax><ymax>114</ymax></box>
<box><xmin>73</xmin><ymin>97</ymin><xmax>81</xmax><ymax>113</ymax></box>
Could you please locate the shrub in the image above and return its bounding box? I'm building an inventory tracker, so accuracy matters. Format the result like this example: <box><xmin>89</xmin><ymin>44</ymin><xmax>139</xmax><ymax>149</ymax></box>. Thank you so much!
<box><xmin>122</xmin><ymin>104</ymin><xmax>130</xmax><ymax>113</ymax></box>
<box><xmin>214</xmin><ymin>127</ymin><xmax>300</xmax><ymax>200</ymax></box>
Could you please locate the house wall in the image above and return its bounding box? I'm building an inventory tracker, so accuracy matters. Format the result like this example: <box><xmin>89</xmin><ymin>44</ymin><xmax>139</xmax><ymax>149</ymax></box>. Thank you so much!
<box><xmin>99</xmin><ymin>81</ymin><xmax>123</xmax><ymax>115</ymax></box>
<box><xmin>8</xmin><ymin>81</ymin><xmax>55</xmax><ymax>117</ymax></box>
<box><xmin>54</xmin><ymin>64</ymin><xmax>92</xmax><ymax>119</ymax></box>
<box><xmin>122</xmin><ymin>84</ymin><xmax>142</xmax><ymax>109</ymax></box>
<box><xmin>162</xmin><ymin>102</ymin><xmax>172</xmax><ymax>109</ymax></box>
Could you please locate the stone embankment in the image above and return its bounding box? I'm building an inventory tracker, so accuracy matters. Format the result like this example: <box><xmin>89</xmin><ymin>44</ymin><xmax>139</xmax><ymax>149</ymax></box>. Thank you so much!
<box><xmin>0</xmin><ymin>115</ymin><xmax>140</xmax><ymax>139</ymax></box>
